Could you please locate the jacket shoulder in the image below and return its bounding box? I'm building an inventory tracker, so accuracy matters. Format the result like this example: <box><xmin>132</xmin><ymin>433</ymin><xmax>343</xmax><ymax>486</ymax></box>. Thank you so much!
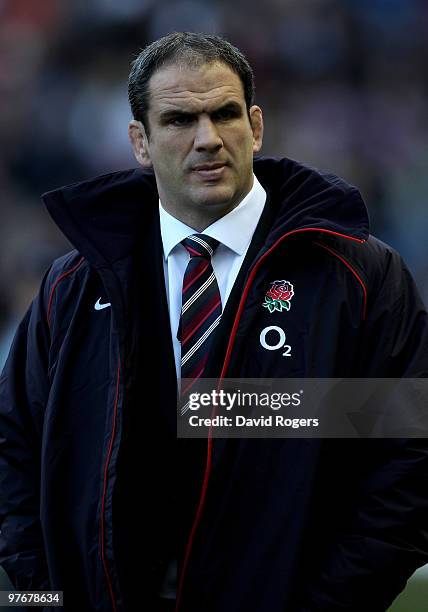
<box><xmin>320</xmin><ymin>234</ymin><xmax>406</xmax><ymax>289</ymax></box>
<box><xmin>49</xmin><ymin>249</ymin><xmax>86</xmax><ymax>274</ymax></box>
<box><xmin>319</xmin><ymin>234</ymin><xmax>426</xmax><ymax>320</ymax></box>
<box><xmin>42</xmin><ymin>250</ymin><xmax>90</xmax><ymax>318</ymax></box>
<box><xmin>45</xmin><ymin>250</ymin><xmax>89</xmax><ymax>289</ymax></box>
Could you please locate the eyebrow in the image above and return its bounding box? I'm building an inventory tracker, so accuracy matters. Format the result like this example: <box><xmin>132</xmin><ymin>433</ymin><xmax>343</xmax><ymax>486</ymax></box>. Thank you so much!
<box><xmin>158</xmin><ymin>101</ymin><xmax>243</xmax><ymax>122</ymax></box>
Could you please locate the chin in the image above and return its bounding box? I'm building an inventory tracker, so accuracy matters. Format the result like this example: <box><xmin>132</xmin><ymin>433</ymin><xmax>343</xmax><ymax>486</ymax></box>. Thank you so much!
<box><xmin>192</xmin><ymin>185</ymin><xmax>238</xmax><ymax>209</ymax></box>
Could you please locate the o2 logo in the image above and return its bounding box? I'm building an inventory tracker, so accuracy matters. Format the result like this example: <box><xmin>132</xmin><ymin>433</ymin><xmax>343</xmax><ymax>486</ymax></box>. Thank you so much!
<box><xmin>259</xmin><ymin>326</ymin><xmax>292</xmax><ymax>357</ymax></box>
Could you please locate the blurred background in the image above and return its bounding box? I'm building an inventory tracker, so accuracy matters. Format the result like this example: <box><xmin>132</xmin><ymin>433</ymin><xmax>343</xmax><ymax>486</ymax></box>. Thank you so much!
<box><xmin>0</xmin><ymin>0</ymin><xmax>427</xmax><ymax>609</ymax></box>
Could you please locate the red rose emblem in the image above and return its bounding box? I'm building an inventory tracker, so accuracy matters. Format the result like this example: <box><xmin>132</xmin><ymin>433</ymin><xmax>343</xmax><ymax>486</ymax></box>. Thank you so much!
<box><xmin>266</xmin><ymin>282</ymin><xmax>293</xmax><ymax>302</ymax></box>
<box><xmin>263</xmin><ymin>280</ymin><xmax>294</xmax><ymax>313</ymax></box>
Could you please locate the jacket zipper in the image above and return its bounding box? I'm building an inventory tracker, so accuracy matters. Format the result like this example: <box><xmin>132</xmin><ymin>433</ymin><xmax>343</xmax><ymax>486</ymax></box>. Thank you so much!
<box><xmin>175</xmin><ymin>227</ymin><xmax>366</xmax><ymax>611</ymax></box>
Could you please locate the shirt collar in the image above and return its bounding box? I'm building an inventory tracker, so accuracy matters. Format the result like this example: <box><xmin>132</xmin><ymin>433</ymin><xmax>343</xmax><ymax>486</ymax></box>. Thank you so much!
<box><xmin>159</xmin><ymin>174</ymin><xmax>266</xmax><ymax>260</ymax></box>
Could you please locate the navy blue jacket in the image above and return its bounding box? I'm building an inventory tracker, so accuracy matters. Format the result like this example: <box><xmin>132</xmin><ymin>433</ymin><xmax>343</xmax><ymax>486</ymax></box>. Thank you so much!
<box><xmin>1</xmin><ymin>157</ymin><xmax>428</xmax><ymax>611</ymax></box>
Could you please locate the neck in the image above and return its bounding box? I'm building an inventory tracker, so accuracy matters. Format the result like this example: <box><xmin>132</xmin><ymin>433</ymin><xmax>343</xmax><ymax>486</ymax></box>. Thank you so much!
<box><xmin>161</xmin><ymin>201</ymin><xmax>239</xmax><ymax>232</ymax></box>
<box><xmin>161</xmin><ymin>184</ymin><xmax>254</xmax><ymax>231</ymax></box>
<box><xmin>177</xmin><ymin>211</ymin><xmax>226</xmax><ymax>232</ymax></box>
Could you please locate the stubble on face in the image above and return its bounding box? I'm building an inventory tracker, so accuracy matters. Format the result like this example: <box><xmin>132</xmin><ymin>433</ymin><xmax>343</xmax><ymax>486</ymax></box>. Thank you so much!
<box><xmin>141</xmin><ymin>61</ymin><xmax>263</xmax><ymax>230</ymax></box>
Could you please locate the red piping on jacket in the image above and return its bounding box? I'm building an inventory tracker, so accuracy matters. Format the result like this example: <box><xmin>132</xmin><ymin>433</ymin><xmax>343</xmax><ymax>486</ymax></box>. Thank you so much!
<box><xmin>313</xmin><ymin>241</ymin><xmax>367</xmax><ymax>320</ymax></box>
<box><xmin>175</xmin><ymin>227</ymin><xmax>366</xmax><ymax>611</ymax></box>
<box><xmin>100</xmin><ymin>360</ymin><xmax>121</xmax><ymax>612</ymax></box>
<box><xmin>46</xmin><ymin>257</ymin><xmax>85</xmax><ymax>329</ymax></box>
<box><xmin>46</xmin><ymin>254</ymin><xmax>119</xmax><ymax>610</ymax></box>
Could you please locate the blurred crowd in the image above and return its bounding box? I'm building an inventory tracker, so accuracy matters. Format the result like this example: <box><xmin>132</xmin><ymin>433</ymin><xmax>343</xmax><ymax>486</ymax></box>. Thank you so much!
<box><xmin>1</xmin><ymin>0</ymin><xmax>428</xmax><ymax>367</ymax></box>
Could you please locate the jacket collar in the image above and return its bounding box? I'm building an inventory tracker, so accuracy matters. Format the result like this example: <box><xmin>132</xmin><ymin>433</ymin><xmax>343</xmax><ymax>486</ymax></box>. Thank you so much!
<box><xmin>253</xmin><ymin>157</ymin><xmax>369</xmax><ymax>250</ymax></box>
<box><xmin>42</xmin><ymin>157</ymin><xmax>369</xmax><ymax>268</ymax></box>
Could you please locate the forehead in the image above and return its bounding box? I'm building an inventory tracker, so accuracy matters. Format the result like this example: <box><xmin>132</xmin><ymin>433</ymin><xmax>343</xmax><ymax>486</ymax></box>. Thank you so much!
<box><xmin>147</xmin><ymin>61</ymin><xmax>246</xmax><ymax>114</ymax></box>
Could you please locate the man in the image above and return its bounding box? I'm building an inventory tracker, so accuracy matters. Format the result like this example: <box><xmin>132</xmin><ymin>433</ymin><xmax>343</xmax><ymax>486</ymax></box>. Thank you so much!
<box><xmin>1</xmin><ymin>32</ymin><xmax>428</xmax><ymax>612</ymax></box>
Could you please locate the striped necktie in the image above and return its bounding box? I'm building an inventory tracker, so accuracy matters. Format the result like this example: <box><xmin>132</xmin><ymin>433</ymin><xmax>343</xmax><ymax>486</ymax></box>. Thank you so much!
<box><xmin>179</xmin><ymin>234</ymin><xmax>222</xmax><ymax>392</ymax></box>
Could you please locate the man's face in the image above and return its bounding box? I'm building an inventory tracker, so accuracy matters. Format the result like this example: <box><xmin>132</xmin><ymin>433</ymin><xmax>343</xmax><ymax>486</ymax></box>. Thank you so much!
<box><xmin>129</xmin><ymin>61</ymin><xmax>263</xmax><ymax>228</ymax></box>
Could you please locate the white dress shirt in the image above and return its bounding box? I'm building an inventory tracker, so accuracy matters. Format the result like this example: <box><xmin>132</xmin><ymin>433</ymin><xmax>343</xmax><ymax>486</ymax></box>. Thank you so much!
<box><xmin>159</xmin><ymin>174</ymin><xmax>266</xmax><ymax>377</ymax></box>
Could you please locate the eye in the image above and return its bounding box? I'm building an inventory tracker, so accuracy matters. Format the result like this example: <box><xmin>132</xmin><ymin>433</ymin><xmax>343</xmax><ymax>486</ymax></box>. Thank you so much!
<box><xmin>169</xmin><ymin>114</ymin><xmax>194</xmax><ymax>126</ymax></box>
<box><xmin>214</xmin><ymin>107</ymin><xmax>240</xmax><ymax>121</ymax></box>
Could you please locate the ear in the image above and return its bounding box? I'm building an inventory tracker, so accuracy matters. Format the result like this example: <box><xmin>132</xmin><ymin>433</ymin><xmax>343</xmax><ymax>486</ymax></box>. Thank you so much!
<box><xmin>249</xmin><ymin>106</ymin><xmax>264</xmax><ymax>154</ymax></box>
<box><xmin>128</xmin><ymin>119</ymin><xmax>152</xmax><ymax>167</ymax></box>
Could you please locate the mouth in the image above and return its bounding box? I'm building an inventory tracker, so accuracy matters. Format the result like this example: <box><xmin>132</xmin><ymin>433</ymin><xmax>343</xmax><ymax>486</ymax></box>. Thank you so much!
<box><xmin>191</xmin><ymin>162</ymin><xmax>227</xmax><ymax>181</ymax></box>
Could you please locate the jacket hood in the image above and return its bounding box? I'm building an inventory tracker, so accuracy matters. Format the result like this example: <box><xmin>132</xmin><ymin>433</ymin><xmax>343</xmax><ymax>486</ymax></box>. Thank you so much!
<box><xmin>42</xmin><ymin>156</ymin><xmax>369</xmax><ymax>267</ymax></box>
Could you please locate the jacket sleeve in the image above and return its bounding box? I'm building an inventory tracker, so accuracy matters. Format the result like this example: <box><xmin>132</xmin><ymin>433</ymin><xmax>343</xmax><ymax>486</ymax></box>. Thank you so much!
<box><xmin>0</xmin><ymin>269</ymin><xmax>52</xmax><ymax>590</ymax></box>
<box><xmin>297</xmin><ymin>249</ymin><xmax>428</xmax><ymax>611</ymax></box>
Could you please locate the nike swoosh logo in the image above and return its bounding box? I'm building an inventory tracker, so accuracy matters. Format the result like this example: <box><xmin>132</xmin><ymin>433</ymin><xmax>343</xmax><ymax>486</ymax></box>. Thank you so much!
<box><xmin>94</xmin><ymin>298</ymin><xmax>111</xmax><ymax>311</ymax></box>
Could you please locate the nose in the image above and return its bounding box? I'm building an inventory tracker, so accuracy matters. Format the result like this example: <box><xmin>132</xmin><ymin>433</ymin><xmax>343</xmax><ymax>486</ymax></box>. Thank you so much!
<box><xmin>194</xmin><ymin>115</ymin><xmax>223</xmax><ymax>152</ymax></box>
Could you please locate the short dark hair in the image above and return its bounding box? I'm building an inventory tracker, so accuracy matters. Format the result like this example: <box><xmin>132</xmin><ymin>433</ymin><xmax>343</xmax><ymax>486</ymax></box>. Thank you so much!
<box><xmin>128</xmin><ymin>32</ymin><xmax>255</xmax><ymax>136</ymax></box>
